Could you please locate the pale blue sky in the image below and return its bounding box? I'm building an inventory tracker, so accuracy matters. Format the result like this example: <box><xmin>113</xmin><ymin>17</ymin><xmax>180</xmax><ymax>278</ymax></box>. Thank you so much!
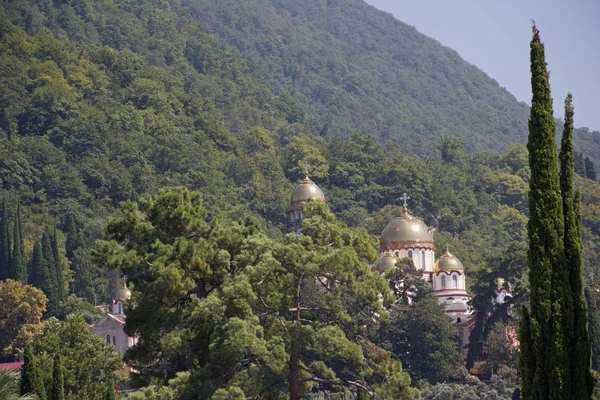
<box><xmin>364</xmin><ymin>0</ymin><xmax>600</xmax><ymax>132</ymax></box>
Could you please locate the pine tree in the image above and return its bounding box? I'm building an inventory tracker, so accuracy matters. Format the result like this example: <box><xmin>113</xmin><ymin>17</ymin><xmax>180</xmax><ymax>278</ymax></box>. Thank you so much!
<box><xmin>20</xmin><ymin>346</ymin><xmax>46</xmax><ymax>400</ymax></box>
<box><xmin>50</xmin><ymin>356</ymin><xmax>64</xmax><ymax>400</ymax></box>
<box><xmin>559</xmin><ymin>93</ymin><xmax>593</xmax><ymax>398</ymax></box>
<box><xmin>11</xmin><ymin>203</ymin><xmax>27</xmax><ymax>283</ymax></box>
<box><xmin>0</xmin><ymin>199</ymin><xmax>11</xmax><ymax>280</ymax></box>
<box><xmin>585</xmin><ymin>156</ymin><xmax>597</xmax><ymax>181</ymax></box>
<box><xmin>519</xmin><ymin>24</ymin><xmax>570</xmax><ymax>399</ymax></box>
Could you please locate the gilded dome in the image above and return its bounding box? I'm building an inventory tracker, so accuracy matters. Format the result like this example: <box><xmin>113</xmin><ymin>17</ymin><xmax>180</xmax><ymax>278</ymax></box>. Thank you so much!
<box><xmin>116</xmin><ymin>284</ymin><xmax>131</xmax><ymax>301</ymax></box>
<box><xmin>377</xmin><ymin>253</ymin><xmax>397</xmax><ymax>271</ymax></box>
<box><xmin>380</xmin><ymin>210</ymin><xmax>433</xmax><ymax>247</ymax></box>
<box><xmin>291</xmin><ymin>177</ymin><xmax>325</xmax><ymax>203</ymax></box>
<box><xmin>434</xmin><ymin>250</ymin><xmax>464</xmax><ymax>272</ymax></box>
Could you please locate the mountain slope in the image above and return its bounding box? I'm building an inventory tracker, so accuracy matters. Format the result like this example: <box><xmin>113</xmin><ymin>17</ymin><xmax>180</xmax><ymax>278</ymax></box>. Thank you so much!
<box><xmin>183</xmin><ymin>0</ymin><xmax>599</xmax><ymax>159</ymax></box>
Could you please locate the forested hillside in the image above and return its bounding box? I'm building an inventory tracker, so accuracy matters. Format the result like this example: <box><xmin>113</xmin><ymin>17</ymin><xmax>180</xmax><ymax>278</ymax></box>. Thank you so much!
<box><xmin>1</xmin><ymin>0</ymin><xmax>600</xmax><ymax>397</ymax></box>
<box><xmin>181</xmin><ymin>0</ymin><xmax>600</xmax><ymax>160</ymax></box>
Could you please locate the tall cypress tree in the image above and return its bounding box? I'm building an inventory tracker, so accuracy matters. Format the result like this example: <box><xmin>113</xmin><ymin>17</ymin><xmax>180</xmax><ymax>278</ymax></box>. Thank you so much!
<box><xmin>41</xmin><ymin>231</ymin><xmax>59</xmax><ymax>306</ymax></box>
<box><xmin>519</xmin><ymin>24</ymin><xmax>570</xmax><ymax>399</ymax></box>
<box><xmin>11</xmin><ymin>203</ymin><xmax>26</xmax><ymax>283</ymax></box>
<box><xmin>0</xmin><ymin>199</ymin><xmax>11</xmax><ymax>280</ymax></box>
<box><xmin>50</xmin><ymin>356</ymin><xmax>65</xmax><ymax>400</ymax></box>
<box><xmin>559</xmin><ymin>93</ymin><xmax>593</xmax><ymax>398</ymax></box>
<box><xmin>20</xmin><ymin>346</ymin><xmax>46</xmax><ymax>400</ymax></box>
<box><xmin>65</xmin><ymin>214</ymin><xmax>79</xmax><ymax>259</ymax></box>
<box><xmin>30</xmin><ymin>238</ymin><xmax>57</xmax><ymax>314</ymax></box>
<box><xmin>51</xmin><ymin>228</ymin><xmax>64</xmax><ymax>302</ymax></box>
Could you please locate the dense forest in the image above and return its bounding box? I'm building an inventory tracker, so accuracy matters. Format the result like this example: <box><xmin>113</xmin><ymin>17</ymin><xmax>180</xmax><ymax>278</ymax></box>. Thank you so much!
<box><xmin>0</xmin><ymin>0</ymin><xmax>600</xmax><ymax>398</ymax></box>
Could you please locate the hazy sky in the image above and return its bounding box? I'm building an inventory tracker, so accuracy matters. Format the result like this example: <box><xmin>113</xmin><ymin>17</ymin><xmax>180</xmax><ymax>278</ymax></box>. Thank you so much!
<box><xmin>364</xmin><ymin>0</ymin><xmax>600</xmax><ymax>132</ymax></box>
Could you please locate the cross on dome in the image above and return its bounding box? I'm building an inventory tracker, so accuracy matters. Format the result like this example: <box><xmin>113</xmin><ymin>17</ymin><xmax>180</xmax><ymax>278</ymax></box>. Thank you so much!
<box><xmin>400</xmin><ymin>192</ymin><xmax>410</xmax><ymax>210</ymax></box>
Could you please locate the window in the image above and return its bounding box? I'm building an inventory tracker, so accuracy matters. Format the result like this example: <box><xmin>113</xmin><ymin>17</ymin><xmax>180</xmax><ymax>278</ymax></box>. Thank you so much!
<box><xmin>395</xmin><ymin>251</ymin><xmax>399</xmax><ymax>257</ymax></box>
<box><xmin>408</xmin><ymin>250</ymin><xmax>413</xmax><ymax>258</ymax></box>
<box><xmin>113</xmin><ymin>336</ymin><xmax>116</xmax><ymax>346</ymax></box>
<box><xmin>441</xmin><ymin>275</ymin><xmax>446</xmax><ymax>289</ymax></box>
<box><xmin>106</xmin><ymin>335</ymin><xmax>111</xmax><ymax>345</ymax></box>
<box><xmin>453</xmin><ymin>275</ymin><xmax>458</xmax><ymax>288</ymax></box>
<box><xmin>422</xmin><ymin>251</ymin><xmax>426</xmax><ymax>269</ymax></box>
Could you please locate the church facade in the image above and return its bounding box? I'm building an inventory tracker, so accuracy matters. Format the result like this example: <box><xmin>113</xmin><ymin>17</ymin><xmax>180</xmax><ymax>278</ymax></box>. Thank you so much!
<box><xmin>286</xmin><ymin>177</ymin><xmax>475</xmax><ymax>348</ymax></box>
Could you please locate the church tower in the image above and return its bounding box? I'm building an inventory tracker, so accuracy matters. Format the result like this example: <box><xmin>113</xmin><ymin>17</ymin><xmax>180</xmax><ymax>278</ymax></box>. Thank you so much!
<box><xmin>433</xmin><ymin>248</ymin><xmax>474</xmax><ymax>349</ymax></box>
<box><xmin>286</xmin><ymin>176</ymin><xmax>326</xmax><ymax>233</ymax></box>
<box><xmin>377</xmin><ymin>194</ymin><xmax>436</xmax><ymax>280</ymax></box>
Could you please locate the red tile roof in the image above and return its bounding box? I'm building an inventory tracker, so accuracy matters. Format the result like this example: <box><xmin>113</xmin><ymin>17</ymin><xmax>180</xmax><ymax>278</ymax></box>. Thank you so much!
<box><xmin>0</xmin><ymin>361</ymin><xmax>24</xmax><ymax>371</ymax></box>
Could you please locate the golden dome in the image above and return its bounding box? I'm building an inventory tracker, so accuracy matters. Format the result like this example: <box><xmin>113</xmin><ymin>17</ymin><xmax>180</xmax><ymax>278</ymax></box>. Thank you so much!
<box><xmin>434</xmin><ymin>249</ymin><xmax>464</xmax><ymax>272</ymax></box>
<box><xmin>380</xmin><ymin>209</ymin><xmax>433</xmax><ymax>248</ymax></box>
<box><xmin>116</xmin><ymin>284</ymin><xmax>131</xmax><ymax>301</ymax></box>
<box><xmin>291</xmin><ymin>177</ymin><xmax>325</xmax><ymax>203</ymax></box>
<box><xmin>376</xmin><ymin>253</ymin><xmax>397</xmax><ymax>271</ymax></box>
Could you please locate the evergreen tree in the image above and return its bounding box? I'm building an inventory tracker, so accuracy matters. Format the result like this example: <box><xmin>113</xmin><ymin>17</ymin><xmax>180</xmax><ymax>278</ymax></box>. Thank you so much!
<box><xmin>11</xmin><ymin>203</ymin><xmax>27</xmax><ymax>283</ymax></box>
<box><xmin>0</xmin><ymin>200</ymin><xmax>11</xmax><ymax>280</ymax></box>
<box><xmin>49</xmin><ymin>356</ymin><xmax>64</xmax><ymax>400</ymax></box>
<box><xmin>585</xmin><ymin>287</ymin><xmax>600</xmax><ymax>370</ymax></box>
<box><xmin>585</xmin><ymin>156</ymin><xmax>597</xmax><ymax>181</ymax></box>
<box><xmin>559</xmin><ymin>93</ymin><xmax>593</xmax><ymax>398</ymax></box>
<box><xmin>41</xmin><ymin>231</ymin><xmax>59</xmax><ymax>309</ymax></box>
<box><xmin>519</xmin><ymin>24</ymin><xmax>570</xmax><ymax>399</ymax></box>
<box><xmin>51</xmin><ymin>228</ymin><xmax>64</xmax><ymax>302</ymax></box>
<box><xmin>30</xmin><ymin>239</ymin><xmax>56</xmax><ymax>314</ymax></box>
<box><xmin>20</xmin><ymin>346</ymin><xmax>46</xmax><ymax>400</ymax></box>
<box><xmin>65</xmin><ymin>215</ymin><xmax>79</xmax><ymax>259</ymax></box>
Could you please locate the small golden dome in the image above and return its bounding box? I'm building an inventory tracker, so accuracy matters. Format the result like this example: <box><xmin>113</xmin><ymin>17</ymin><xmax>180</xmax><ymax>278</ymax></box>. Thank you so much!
<box><xmin>115</xmin><ymin>284</ymin><xmax>131</xmax><ymax>301</ymax></box>
<box><xmin>434</xmin><ymin>249</ymin><xmax>464</xmax><ymax>272</ymax></box>
<box><xmin>377</xmin><ymin>253</ymin><xmax>397</xmax><ymax>271</ymax></box>
<box><xmin>291</xmin><ymin>177</ymin><xmax>325</xmax><ymax>203</ymax></box>
<box><xmin>380</xmin><ymin>209</ymin><xmax>433</xmax><ymax>247</ymax></box>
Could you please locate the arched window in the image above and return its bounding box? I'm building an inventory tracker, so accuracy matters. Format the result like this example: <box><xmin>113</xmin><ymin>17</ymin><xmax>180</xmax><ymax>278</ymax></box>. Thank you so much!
<box><xmin>106</xmin><ymin>335</ymin><xmax>111</xmax><ymax>345</ymax></box>
<box><xmin>408</xmin><ymin>250</ymin><xmax>413</xmax><ymax>258</ymax></box>
<box><xmin>395</xmin><ymin>251</ymin><xmax>400</xmax><ymax>257</ymax></box>
<box><xmin>422</xmin><ymin>251</ymin><xmax>426</xmax><ymax>269</ymax></box>
<box><xmin>453</xmin><ymin>274</ymin><xmax>458</xmax><ymax>288</ymax></box>
<box><xmin>118</xmin><ymin>302</ymin><xmax>123</xmax><ymax>314</ymax></box>
<box><xmin>441</xmin><ymin>275</ymin><xmax>446</xmax><ymax>289</ymax></box>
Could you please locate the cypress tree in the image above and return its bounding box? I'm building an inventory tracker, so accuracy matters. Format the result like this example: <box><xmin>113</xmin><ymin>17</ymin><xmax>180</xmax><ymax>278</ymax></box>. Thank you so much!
<box><xmin>51</xmin><ymin>228</ymin><xmax>64</xmax><ymax>302</ymax></box>
<box><xmin>559</xmin><ymin>93</ymin><xmax>593</xmax><ymax>398</ymax></box>
<box><xmin>41</xmin><ymin>231</ymin><xmax>59</xmax><ymax>307</ymax></box>
<box><xmin>0</xmin><ymin>199</ymin><xmax>11</xmax><ymax>280</ymax></box>
<box><xmin>65</xmin><ymin>214</ymin><xmax>79</xmax><ymax>259</ymax></box>
<box><xmin>519</xmin><ymin>24</ymin><xmax>570</xmax><ymax>399</ymax></box>
<box><xmin>20</xmin><ymin>346</ymin><xmax>46</xmax><ymax>400</ymax></box>
<box><xmin>30</xmin><ymin>239</ymin><xmax>56</xmax><ymax>313</ymax></box>
<box><xmin>11</xmin><ymin>203</ymin><xmax>26</xmax><ymax>283</ymax></box>
<box><xmin>50</xmin><ymin>356</ymin><xmax>64</xmax><ymax>400</ymax></box>
<box><xmin>585</xmin><ymin>156</ymin><xmax>597</xmax><ymax>181</ymax></box>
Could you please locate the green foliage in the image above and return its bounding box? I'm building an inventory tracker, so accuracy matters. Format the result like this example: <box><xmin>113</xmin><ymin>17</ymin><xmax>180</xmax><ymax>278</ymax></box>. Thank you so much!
<box><xmin>560</xmin><ymin>93</ymin><xmax>593</xmax><ymax>397</ymax></box>
<box><xmin>20</xmin><ymin>346</ymin><xmax>45</xmax><ymax>400</ymax></box>
<box><xmin>11</xmin><ymin>203</ymin><xmax>26</xmax><ymax>283</ymax></box>
<box><xmin>0</xmin><ymin>200</ymin><xmax>11</xmax><ymax>280</ymax></box>
<box><xmin>49</xmin><ymin>356</ymin><xmax>64</xmax><ymax>400</ymax></box>
<box><xmin>379</xmin><ymin>296</ymin><xmax>464</xmax><ymax>384</ymax></box>
<box><xmin>30</xmin><ymin>315</ymin><xmax>122</xmax><ymax>400</ymax></box>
